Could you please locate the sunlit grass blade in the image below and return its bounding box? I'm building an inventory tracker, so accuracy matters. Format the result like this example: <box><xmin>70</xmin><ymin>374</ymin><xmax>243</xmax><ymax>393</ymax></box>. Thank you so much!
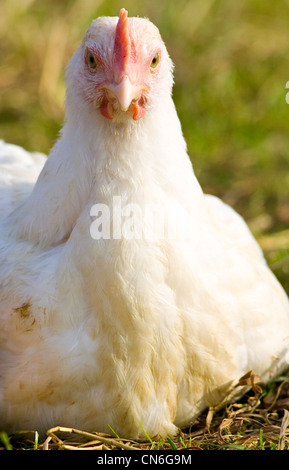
<box><xmin>0</xmin><ymin>432</ymin><xmax>13</xmax><ymax>450</ymax></box>
<box><xmin>107</xmin><ymin>425</ymin><xmax>120</xmax><ymax>439</ymax></box>
<box><xmin>138</xmin><ymin>421</ymin><xmax>153</xmax><ymax>444</ymax></box>
<box><xmin>167</xmin><ymin>437</ymin><xmax>178</xmax><ymax>450</ymax></box>
<box><xmin>259</xmin><ymin>429</ymin><xmax>265</xmax><ymax>450</ymax></box>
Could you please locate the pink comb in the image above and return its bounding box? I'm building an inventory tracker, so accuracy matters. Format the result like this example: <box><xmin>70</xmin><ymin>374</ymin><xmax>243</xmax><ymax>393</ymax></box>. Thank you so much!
<box><xmin>114</xmin><ymin>9</ymin><xmax>135</xmax><ymax>74</ymax></box>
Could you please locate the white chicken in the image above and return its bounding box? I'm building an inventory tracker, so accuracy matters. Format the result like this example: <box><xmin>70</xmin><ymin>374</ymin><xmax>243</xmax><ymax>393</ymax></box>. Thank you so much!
<box><xmin>1</xmin><ymin>9</ymin><xmax>289</xmax><ymax>439</ymax></box>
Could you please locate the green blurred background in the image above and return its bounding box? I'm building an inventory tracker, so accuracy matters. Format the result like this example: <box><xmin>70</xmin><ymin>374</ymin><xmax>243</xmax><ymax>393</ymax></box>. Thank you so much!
<box><xmin>1</xmin><ymin>0</ymin><xmax>289</xmax><ymax>291</ymax></box>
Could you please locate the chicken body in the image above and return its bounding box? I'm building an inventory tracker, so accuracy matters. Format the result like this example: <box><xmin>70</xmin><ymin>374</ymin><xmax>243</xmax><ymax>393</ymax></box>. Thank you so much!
<box><xmin>0</xmin><ymin>10</ymin><xmax>289</xmax><ymax>439</ymax></box>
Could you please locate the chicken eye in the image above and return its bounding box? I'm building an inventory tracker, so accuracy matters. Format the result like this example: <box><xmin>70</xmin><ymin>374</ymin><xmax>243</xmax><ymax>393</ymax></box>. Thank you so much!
<box><xmin>87</xmin><ymin>51</ymin><xmax>97</xmax><ymax>70</ymax></box>
<box><xmin>150</xmin><ymin>52</ymin><xmax>160</xmax><ymax>70</ymax></box>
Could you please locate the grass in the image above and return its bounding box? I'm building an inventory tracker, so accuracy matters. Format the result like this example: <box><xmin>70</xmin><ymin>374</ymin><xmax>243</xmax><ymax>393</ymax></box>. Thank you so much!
<box><xmin>1</xmin><ymin>0</ymin><xmax>289</xmax><ymax>450</ymax></box>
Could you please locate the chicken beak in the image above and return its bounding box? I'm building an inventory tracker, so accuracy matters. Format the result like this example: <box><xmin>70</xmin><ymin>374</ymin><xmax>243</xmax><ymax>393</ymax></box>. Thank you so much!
<box><xmin>98</xmin><ymin>76</ymin><xmax>148</xmax><ymax>120</ymax></box>
<box><xmin>112</xmin><ymin>75</ymin><xmax>142</xmax><ymax>112</ymax></box>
